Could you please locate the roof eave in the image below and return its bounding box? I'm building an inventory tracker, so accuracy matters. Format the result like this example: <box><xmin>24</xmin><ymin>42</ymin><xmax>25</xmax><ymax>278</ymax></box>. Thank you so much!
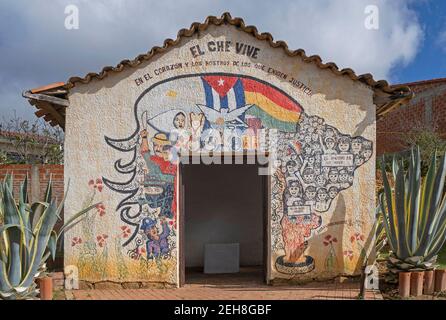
<box><xmin>23</xmin><ymin>12</ymin><xmax>413</xmax><ymax>129</ymax></box>
<box><xmin>22</xmin><ymin>90</ymin><xmax>68</xmax><ymax>129</ymax></box>
<box><xmin>375</xmin><ymin>88</ymin><xmax>414</xmax><ymax>119</ymax></box>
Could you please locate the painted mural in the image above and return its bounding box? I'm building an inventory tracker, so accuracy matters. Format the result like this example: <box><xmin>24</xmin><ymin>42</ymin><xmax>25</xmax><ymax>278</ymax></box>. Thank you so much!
<box><xmin>271</xmin><ymin>115</ymin><xmax>372</xmax><ymax>275</ymax></box>
<box><xmin>96</xmin><ymin>73</ymin><xmax>373</xmax><ymax>281</ymax></box>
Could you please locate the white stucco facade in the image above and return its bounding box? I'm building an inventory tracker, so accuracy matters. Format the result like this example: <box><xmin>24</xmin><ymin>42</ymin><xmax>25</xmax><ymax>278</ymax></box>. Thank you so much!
<box><xmin>63</xmin><ymin>23</ymin><xmax>376</xmax><ymax>286</ymax></box>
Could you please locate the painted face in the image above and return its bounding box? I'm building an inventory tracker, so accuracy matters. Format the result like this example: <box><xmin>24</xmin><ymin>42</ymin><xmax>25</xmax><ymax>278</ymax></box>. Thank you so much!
<box><xmin>355</xmin><ymin>157</ymin><xmax>364</xmax><ymax>166</ymax></box>
<box><xmin>289</xmin><ymin>185</ymin><xmax>300</xmax><ymax>197</ymax></box>
<box><xmin>287</xmin><ymin>164</ymin><xmax>297</xmax><ymax>174</ymax></box>
<box><xmin>304</xmin><ymin>147</ymin><xmax>312</xmax><ymax>155</ymax></box>
<box><xmin>153</xmin><ymin>142</ymin><xmax>164</xmax><ymax>157</ymax></box>
<box><xmin>316</xmin><ymin>175</ymin><xmax>327</xmax><ymax>187</ymax></box>
<box><xmin>148</xmin><ymin>226</ymin><xmax>160</xmax><ymax>241</ymax></box>
<box><xmin>352</xmin><ymin>140</ymin><xmax>362</xmax><ymax>153</ymax></box>
<box><xmin>304</xmin><ymin>136</ymin><xmax>311</xmax><ymax>144</ymax></box>
<box><xmin>339</xmin><ymin>141</ymin><xmax>350</xmax><ymax>152</ymax></box>
<box><xmin>329</xmin><ymin>188</ymin><xmax>338</xmax><ymax>199</ymax></box>
<box><xmin>317</xmin><ymin>190</ymin><xmax>328</xmax><ymax>201</ymax></box>
<box><xmin>326</xmin><ymin>139</ymin><xmax>335</xmax><ymax>149</ymax></box>
<box><xmin>305</xmin><ymin>188</ymin><xmax>316</xmax><ymax>200</ymax></box>
<box><xmin>303</xmin><ymin>171</ymin><xmax>315</xmax><ymax>183</ymax></box>
<box><xmin>162</xmin><ymin>145</ymin><xmax>172</xmax><ymax>161</ymax></box>
<box><xmin>363</xmin><ymin>149</ymin><xmax>372</xmax><ymax>159</ymax></box>
<box><xmin>339</xmin><ymin>172</ymin><xmax>349</xmax><ymax>182</ymax></box>
<box><xmin>328</xmin><ymin>171</ymin><xmax>338</xmax><ymax>183</ymax></box>
<box><xmin>308</xmin><ymin>157</ymin><xmax>315</xmax><ymax>165</ymax></box>
<box><xmin>173</xmin><ymin>113</ymin><xmax>186</xmax><ymax>129</ymax></box>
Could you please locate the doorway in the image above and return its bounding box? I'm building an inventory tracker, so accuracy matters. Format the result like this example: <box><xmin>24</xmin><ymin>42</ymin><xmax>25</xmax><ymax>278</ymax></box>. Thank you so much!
<box><xmin>178</xmin><ymin>158</ymin><xmax>269</xmax><ymax>286</ymax></box>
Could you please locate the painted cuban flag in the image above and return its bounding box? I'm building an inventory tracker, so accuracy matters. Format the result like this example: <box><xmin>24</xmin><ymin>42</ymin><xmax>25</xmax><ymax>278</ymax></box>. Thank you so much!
<box><xmin>201</xmin><ymin>75</ymin><xmax>303</xmax><ymax>132</ymax></box>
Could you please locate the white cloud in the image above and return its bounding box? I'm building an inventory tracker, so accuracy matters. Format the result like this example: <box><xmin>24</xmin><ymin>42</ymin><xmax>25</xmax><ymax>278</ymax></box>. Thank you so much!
<box><xmin>0</xmin><ymin>0</ymin><xmax>423</xmax><ymax>120</ymax></box>
<box><xmin>265</xmin><ymin>0</ymin><xmax>423</xmax><ymax>79</ymax></box>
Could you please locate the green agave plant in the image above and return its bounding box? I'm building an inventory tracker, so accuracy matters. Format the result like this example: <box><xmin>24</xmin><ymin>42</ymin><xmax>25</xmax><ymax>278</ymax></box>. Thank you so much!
<box><xmin>0</xmin><ymin>175</ymin><xmax>98</xmax><ymax>300</ymax></box>
<box><xmin>374</xmin><ymin>207</ymin><xmax>387</xmax><ymax>259</ymax></box>
<box><xmin>379</xmin><ymin>147</ymin><xmax>446</xmax><ymax>274</ymax></box>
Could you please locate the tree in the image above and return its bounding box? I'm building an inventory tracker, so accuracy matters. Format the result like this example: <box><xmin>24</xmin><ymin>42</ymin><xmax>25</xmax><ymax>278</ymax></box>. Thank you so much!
<box><xmin>404</xmin><ymin>120</ymin><xmax>446</xmax><ymax>174</ymax></box>
<box><xmin>0</xmin><ymin>113</ymin><xmax>64</xmax><ymax>165</ymax></box>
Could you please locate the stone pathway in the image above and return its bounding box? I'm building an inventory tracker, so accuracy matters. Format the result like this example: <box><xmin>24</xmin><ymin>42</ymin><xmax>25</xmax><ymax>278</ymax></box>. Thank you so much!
<box><xmin>66</xmin><ymin>282</ymin><xmax>382</xmax><ymax>300</ymax></box>
<box><xmin>61</xmin><ymin>268</ymin><xmax>383</xmax><ymax>300</ymax></box>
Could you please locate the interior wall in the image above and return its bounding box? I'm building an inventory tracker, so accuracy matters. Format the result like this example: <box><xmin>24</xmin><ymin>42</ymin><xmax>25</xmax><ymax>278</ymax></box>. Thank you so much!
<box><xmin>184</xmin><ymin>163</ymin><xmax>264</xmax><ymax>268</ymax></box>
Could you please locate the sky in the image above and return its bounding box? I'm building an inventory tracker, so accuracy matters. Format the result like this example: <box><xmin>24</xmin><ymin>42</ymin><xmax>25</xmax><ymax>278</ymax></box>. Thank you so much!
<box><xmin>0</xmin><ymin>0</ymin><xmax>445</xmax><ymax>121</ymax></box>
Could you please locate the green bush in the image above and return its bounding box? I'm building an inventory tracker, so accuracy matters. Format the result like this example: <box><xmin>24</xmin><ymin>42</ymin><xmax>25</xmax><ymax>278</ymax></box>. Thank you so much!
<box><xmin>0</xmin><ymin>175</ymin><xmax>98</xmax><ymax>300</ymax></box>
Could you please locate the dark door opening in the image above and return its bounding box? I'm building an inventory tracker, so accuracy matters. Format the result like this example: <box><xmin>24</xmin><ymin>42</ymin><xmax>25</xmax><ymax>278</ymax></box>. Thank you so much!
<box><xmin>179</xmin><ymin>159</ymin><xmax>268</xmax><ymax>286</ymax></box>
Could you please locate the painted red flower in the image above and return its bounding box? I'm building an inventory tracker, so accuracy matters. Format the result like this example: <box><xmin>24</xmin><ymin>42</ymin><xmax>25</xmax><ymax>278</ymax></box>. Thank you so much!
<box><xmin>343</xmin><ymin>250</ymin><xmax>354</xmax><ymax>261</ymax></box>
<box><xmin>96</xmin><ymin>234</ymin><xmax>108</xmax><ymax>247</ymax></box>
<box><xmin>323</xmin><ymin>234</ymin><xmax>338</xmax><ymax>246</ymax></box>
<box><xmin>71</xmin><ymin>237</ymin><xmax>82</xmax><ymax>247</ymax></box>
<box><xmin>89</xmin><ymin>178</ymin><xmax>104</xmax><ymax>192</ymax></box>
<box><xmin>350</xmin><ymin>232</ymin><xmax>365</xmax><ymax>243</ymax></box>
<box><xmin>120</xmin><ymin>226</ymin><xmax>131</xmax><ymax>238</ymax></box>
<box><xmin>96</xmin><ymin>203</ymin><xmax>106</xmax><ymax>217</ymax></box>
<box><xmin>96</xmin><ymin>178</ymin><xmax>103</xmax><ymax>192</ymax></box>
<box><xmin>130</xmin><ymin>247</ymin><xmax>147</xmax><ymax>260</ymax></box>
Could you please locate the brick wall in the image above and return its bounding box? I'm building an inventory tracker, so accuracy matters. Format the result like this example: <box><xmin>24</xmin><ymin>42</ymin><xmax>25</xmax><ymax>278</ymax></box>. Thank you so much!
<box><xmin>0</xmin><ymin>164</ymin><xmax>64</xmax><ymax>203</ymax></box>
<box><xmin>0</xmin><ymin>164</ymin><xmax>65</xmax><ymax>271</ymax></box>
<box><xmin>377</xmin><ymin>78</ymin><xmax>446</xmax><ymax>155</ymax></box>
<box><xmin>38</xmin><ymin>165</ymin><xmax>64</xmax><ymax>202</ymax></box>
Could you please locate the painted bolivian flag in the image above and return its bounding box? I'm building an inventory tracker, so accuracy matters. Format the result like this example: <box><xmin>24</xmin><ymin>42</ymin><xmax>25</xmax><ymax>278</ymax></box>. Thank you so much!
<box><xmin>201</xmin><ymin>75</ymin><xmax>302</xmax><ymax>132</ymax></box>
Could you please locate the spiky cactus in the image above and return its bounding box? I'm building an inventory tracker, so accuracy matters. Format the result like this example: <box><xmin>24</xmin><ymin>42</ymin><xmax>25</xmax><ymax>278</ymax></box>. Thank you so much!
<box><xmin>0</xmin><ymin>175</ymin><xmax>97</xmax><ymax>300</ymax></box>
<box><xmin>379</xmin><ymin>147</ymin><xmax>446</xmax><ymax>277</ymax></box>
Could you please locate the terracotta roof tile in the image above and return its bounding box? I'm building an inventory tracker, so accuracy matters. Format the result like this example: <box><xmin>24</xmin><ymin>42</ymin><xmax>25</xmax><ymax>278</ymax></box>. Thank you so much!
<box><xmin>63</xmin><ymin>12</ymin><xmax>410</xmax><ymax>98</ymax></box>
<box><xmin>30</xmin><ymin>82</ymin><xmax>65</xmax><ymax>94</ymax></box>
<box><xmin>397</xmin><ymin>77</ymin><xmax>446</xmax><ymax>88</ymax></box>
<box><xmin>24</xmin><ymin>12</ymin><xmax>413</xmax><ymax>129</ymax></box>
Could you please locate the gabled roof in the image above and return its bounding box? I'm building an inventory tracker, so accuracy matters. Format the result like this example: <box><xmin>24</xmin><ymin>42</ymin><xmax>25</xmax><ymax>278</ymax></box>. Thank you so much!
<box><xmin>23</xmin><ymin>12</ymin><xmax>413</xmax><ymax>130</ymax></box>
<box><xmin>396</xmin><ymin>77</ymin><xmax>446</xmax><ymax>95</ymax></box>
<box><xmin>398</xmin><ymin>77</ymin><xmax>446</xmax><ymax>87</ymax></box>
